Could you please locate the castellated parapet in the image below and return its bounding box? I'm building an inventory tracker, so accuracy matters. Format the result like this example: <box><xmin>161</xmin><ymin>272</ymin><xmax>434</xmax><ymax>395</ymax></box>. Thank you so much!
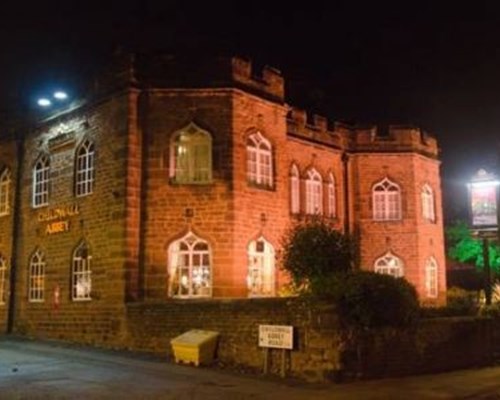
<box><xmin>286</xmin><ymin>106</ymin><xmax>438</xmax><ymax>157</ymax></box>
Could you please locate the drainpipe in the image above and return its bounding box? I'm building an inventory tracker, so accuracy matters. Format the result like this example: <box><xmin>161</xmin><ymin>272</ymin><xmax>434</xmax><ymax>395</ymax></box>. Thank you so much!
<box><xmin>342</xmin><ymin>152</ymin><xmax>350</xmax><ymax>235</ymax></box>
<box><xmin>7</xmin><ymin>132</ymin><xmax>24</xmax><ymax>334</ymax></box>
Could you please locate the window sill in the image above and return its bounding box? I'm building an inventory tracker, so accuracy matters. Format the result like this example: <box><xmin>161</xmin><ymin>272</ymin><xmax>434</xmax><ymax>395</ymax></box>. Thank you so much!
<box><xmin>169</xmin><ymin>179</ymin><xmax>214</xmax><ymax>186</ymax></box>
<box><xmin>247</xmin><ymin>181</ymin><xmax>275</xmax><ymax>191</ymax></box>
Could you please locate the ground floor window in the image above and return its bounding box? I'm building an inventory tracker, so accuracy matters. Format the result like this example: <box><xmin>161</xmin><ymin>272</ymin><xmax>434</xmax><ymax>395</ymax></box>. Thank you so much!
<box><xmin>247</xmin><ymin>237</ymin><xmax>275</xmax><ymax>297</ymax></box>
<box><xmin>29</xmin><ymin>250</ymin><xmax>45</xmax><ymax>302</ymax></box>
<box><xmin>168</xmin><ymin>232</ymin><xmax>211</xmax><ymax>298</ymax></box>
<box><xmin>72</xmin><ymin>242</ymin><xmax>92</xmax><ymax>301</ymax></box>
<box><xmin>425</xmin><ymin>257</ymin><xmax>438</xmax><ymax>298</ymax></box>
<box><xmin>0</xmin><ymin>256</ymin><xmax>6</xmax><ymax>304</ymax></box>
<box><xmin>374</xmin><ymin>252</ymin><xmax>404</xmax><ymax>278</ymax></box>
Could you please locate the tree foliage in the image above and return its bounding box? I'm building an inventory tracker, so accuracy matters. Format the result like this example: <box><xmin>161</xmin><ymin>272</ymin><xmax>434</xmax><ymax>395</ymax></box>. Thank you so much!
<box><xmin>446</xmin><ymin>220</ymin><xmax>500</xmax><ymax>272</ymax></box>
<box><xmin>280</xmin><ymin>218</ymin><xmax>354</xmax><ymax>289</ymax></box>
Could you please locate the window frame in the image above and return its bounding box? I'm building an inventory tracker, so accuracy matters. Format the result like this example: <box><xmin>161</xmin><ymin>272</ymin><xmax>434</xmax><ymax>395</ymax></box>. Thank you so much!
<box><xmin>305</xmin><ymin>168</ymin><xmax>323</xmax><ymax>215</ymax></box>
<box><xmin>246</xmin><ymin>132</ymin><xmax>273</xmax><ymax>189</ymax></box>
<box><xmin>0</xmin><ymin>168</ymin><xmax>11</xmax><ymax>216</ymax></box>
<box><xmin>168</xmin><ymin>232</ymin><xmax>212</xmax><ymax>299</ymax></box>
<box><xmin>372</xmin><ymin>177</ymin><xmax>402</xmax><ymax>221</ymax></box>
<box><xmin>28</xmin><ymin>250</ymin><xmax>45</xmax><ymax>303</ymax></box>
<box><xmin>72</xmin><ymin>242</ymin><xmax>92</xmax><ymax>301</ymax></box>
<box><xmin>425</xmin><ymin>257</ymin><xmax>438</xmax><ymax>298</ymax></box>
<box><xmin>327</xmin><ymin>172</ymin><xmax>336</xmax><ymax>218</ymax></box>
<box><xmin>247</xmin><ymin>237</ymin><xmax>276</xmax><ymax>297</ymax></box>
<box><xmin>170</xmin><ymin>123</ymin><xmax>213</xmax><ymax>184</ymax></box>
<box><xmin>32</xmin><ymin>155</ymin><xmax>50</xmax><ymax>208</ymax></box>
<box><xmin>290</xmin><ymin>164</ymin><xmax>300</xmax><ymax>214</ymax></box>
<box><xmin>374</xmin><ymin>252</ymin><xmax>404</xmax><ymax>278</ymax></box>
<box><xmin>421</xmin><ymin>184</ymin><xmax>436</xmax><ymax>222</ymax></box>
<box><xmin>75</xmin><ymin>139</ymin><xmax>95</xmax><ymax>197</ymax></box>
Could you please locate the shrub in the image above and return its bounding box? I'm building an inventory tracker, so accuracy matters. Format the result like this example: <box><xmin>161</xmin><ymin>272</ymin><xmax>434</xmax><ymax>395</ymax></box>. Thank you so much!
<box><xmin>323</xmin><ymin>271</ymin><xmax>419</xmax><ymax>330</ymax></box>
<box><xmin>280</xmin><ymin>218</ymin><xmax>354</xmax><ymax>289</ymax></box>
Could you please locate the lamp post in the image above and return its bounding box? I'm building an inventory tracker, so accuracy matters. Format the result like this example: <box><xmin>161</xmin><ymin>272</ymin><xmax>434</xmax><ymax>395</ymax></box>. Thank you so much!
<box><xmin>467</xmin><ymin>169</ymin><xmax>499</xmax><ymax>305</ymax></box>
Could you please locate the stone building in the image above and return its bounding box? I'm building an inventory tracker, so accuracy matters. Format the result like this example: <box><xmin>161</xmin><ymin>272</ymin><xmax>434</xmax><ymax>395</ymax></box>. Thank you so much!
<box><xmin>0</xmin><ymin>55</ymin><xmax>446</xmax><ymax>338</ymax></box>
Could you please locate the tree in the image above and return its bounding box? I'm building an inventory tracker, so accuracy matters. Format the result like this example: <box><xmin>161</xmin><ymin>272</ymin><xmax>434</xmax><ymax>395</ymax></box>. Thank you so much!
<box><xmin>446</xmin><ymin>220</ymin><xmax>500</xmax><ymax>273</ymax></box>
<box><xmin>280</xmin><ymin>218</ymin><xmax>355</xmax><ymax>291</ymax></box>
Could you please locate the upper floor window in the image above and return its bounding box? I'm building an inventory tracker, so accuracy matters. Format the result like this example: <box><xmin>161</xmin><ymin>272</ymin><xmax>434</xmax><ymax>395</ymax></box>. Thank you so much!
<box><xmin>170</xmin><ymin>123</ymin><xmax>212</xmax><ymax>184</ymax></box>
<box><xmin>29</xmin><ymin>250</ymin><xmax>45</xmax><ymax>302</ymax></box>
<box><xmin>168</xmin><ymin>232</ymin><xmax>211</xmax><ymax>298</ymax></box>
<box><xmin>290</xmin><ymin>164</ymin><xmax>300</xmax><ymax>214</ymax></box>
<box><xmin>247</xmin><ymin>237</ymin><xmax>275</xmax><ymax>297</ymax></box>
<box><xmin>374</xmin><ymin>252</ymin><xmax>404</xmax><ymax>278</ymax></box>
<box><xmin>0</xmin><ymin>255</ymin><xmax>6</xmax><ymax>305</ymax></box>
<box><xmin>305</xmin><ymin>168</ymin><xmax>323</xmax><ymax>215</ymax></box>
<box><xmin>327</xmin><ymin>173</ymin><xmax>336</xmax><ymax>218</ymax></box>
<box><xmin>72</xmin><ymin>241</ymin><xmax>92</xmax><ymax>301</ymax></box>
<box><xmin>425</xmin><ymin>257</ymin><xmax>438</xmax><ymax>298</ymax></box>
<box><xmin>33</xmin><ymin>155</ymin><xmax>50</xmax><ymax>208</ymax></box>
<box><xmin>421</xmin><ymin>184</ymin><xmax>435</xmax><ymax>222</ymax></box>
<box><xmin>246</xmin><ymin>132</ymin><xmax>273</xmax><ymax>188</ymax></box>
<box><xmin>0</xmin><ymin>168</ymin><xmax>11</xmax><ymax>216</ymax></box>
<box><xmin>75</xmin><ymin>139</ymin><xmax>95</xmax><ymax>197</ymax></box>
<box><xmin>372</xmin><ymin>178</ymin><xmax>401</xmax><ymax>221</ymax></box>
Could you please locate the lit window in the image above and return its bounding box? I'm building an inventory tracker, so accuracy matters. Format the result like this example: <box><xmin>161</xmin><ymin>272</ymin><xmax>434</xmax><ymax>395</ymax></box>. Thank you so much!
<box><xmin>305</xmin><ymin>168</ymin><xmax>323</xmax><ymax>215</ymax></box>
<box><xmin>425</xmin><ymin>257</ymin><xmax>438</xmax><ymax>298</ymax></box>
<box><xmin>290</xmin><ymin>164</ymin><xmax>300</xmax><ymax>214</ymax></box>
<box><xmin>421</xmin><ymin>184</ymin><xmax>435</xmax><ymax>222</ymax></box>
<box><xmin>29</xmin><ymin>250</ymin><xmax>45</xmax><ymax>302</ymax></box>
<box><xmin>374</xmin><ymin>252</ymin><xmax>404</xmax><ymax>277</ymax></box>
<box><xmin>72</xmin><ymin>242</ymin><xmax>92</xmax><ymax>301</ymax></box>
<box><xmin>0</xmin><ymin>168</ymin><xmax>11</xmax><ymax>216</ymax></box>
<box><xmin>33</xmin><ymin>155</ymin><xmax>50</xmax><ymax>208</ymax></box>
<box><xmin>246</xmin><ymin>132</ymin><xmax>273</xmax><ymax>188</ymax></box>
<box><xmin>170</xmin><ymin>123</ymin><xmax>212</xmax><ymax>184</ymax></box>
<box><xmin>373</xmin><ymin>178</ymin><xmax>401</xmax><ymax>220</ymax></box>
<box><xmin>0</xmin><ymin>255</ymin><xmax>6</xmax><ymax>305</ymax></box>
<box><xmin>75</xmin><ymin>139</ymin><xmax>95</xmax><ymax>197</ymax></box>
<box><xmin>168</xmin><ymin>232</ymin><xmax>211</xmax><ymax>298</ymax></box>
<box><xmin>327</xmin><ymin>173</ymin><xmax>336</xmax><ymax>218</ymax></box>
<box><xmin>247</xmin><ymin>237</ymin><xmax>275</xmax><ymax>297</ymax></box>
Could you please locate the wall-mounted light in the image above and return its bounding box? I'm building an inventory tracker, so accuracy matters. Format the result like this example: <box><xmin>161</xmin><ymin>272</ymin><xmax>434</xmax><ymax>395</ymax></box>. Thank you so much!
<box><xmin>53</xmin><ymin>91</ymin><xmax>68</xmax><ymax>100</ymax></box>
<box><xmin>37</xmin><ymin>98</ymin><xmax>52</xmax><ymax>107</ymax></box>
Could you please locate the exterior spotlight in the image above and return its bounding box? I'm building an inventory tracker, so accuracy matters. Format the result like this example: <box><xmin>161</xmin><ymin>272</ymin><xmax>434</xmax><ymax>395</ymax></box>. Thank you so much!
<box><xmin>37</xmin><ymin>98</ymin><xmax>52</xmax><ymax>107</ymax></box>
<box><xmin>53</xmin><ymin>91</ymin><xmax>68</xmax><ymax>100</ymax></box>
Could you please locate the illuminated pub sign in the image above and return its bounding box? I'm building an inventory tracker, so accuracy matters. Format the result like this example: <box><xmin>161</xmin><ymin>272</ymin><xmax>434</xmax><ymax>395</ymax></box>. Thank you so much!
<box><xmin>468</xmin><ymin>169</ymin><xmax>499</xmax><ymax>229</ymax></box>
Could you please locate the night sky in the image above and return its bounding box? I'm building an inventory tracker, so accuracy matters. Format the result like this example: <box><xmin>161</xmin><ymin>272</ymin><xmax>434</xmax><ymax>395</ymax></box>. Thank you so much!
<box><xmin>2</xmin><ymin>1</ymin><xmax>500</xmax><ymax>222</ymax></box>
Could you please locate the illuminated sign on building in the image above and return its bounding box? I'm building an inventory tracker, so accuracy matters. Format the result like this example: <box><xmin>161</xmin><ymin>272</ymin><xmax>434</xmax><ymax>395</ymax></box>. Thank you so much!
<box><xmin>38</xmin><ymin>204</ymin><xmax>80</xmax><ymax>235</ymax></box>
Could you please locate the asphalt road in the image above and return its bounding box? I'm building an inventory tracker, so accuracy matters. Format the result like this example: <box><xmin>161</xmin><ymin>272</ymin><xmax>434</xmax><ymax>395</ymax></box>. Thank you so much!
<box><xmin>1</xmin><ymin>336</ymin><xmax>500</xmax><ymax>399</ymax></box>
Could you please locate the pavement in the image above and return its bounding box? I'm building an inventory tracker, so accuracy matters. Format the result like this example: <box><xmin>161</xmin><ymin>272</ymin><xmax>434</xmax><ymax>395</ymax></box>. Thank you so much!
<box><xmin>1</xmin><ymin>336</ymin><xmax>500</xmax><ymax>399</ymax></box>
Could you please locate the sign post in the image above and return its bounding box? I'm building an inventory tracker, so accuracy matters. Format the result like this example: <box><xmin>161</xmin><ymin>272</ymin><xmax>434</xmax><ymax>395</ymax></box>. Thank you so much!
<box><xmin>258</xmin><ymin>324</ymin><xmax>293</xmax><ymax>377</ymax></box>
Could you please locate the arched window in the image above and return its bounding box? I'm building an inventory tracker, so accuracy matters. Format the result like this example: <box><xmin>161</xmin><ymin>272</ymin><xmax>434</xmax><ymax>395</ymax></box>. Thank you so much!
<box><xmin>75</xmin><ymin>139</ymin><xmax>95</xmax><ymax>197</ymax></box>
<box><xmin>33</xmin><ymin>155</ymin><xmax>50</xmax><ymax>207</ymax></box>
<box><xmin>372</xmin><ymin>178</ymin><xmax>401</xmax><ymax>220</ymax></box>
<box><xmin>170</xmin><ymin>123</ymin><xmax>212</xmax><ymax>184</ymax></box>
<box><xmin>290</xmin><ymin>164</ymin><xmax>300</xmax><ymax>214</ymax></box>
<box><xmin>374</xmin><ymin>252</ymin><xmax>404</xmax><ymax>277</ymax></box>
<box><xmin>0</xmin><ymin>168</ymin><xmax>11</xmax><ymax>216</ymax></box>
<box><xmin>247</xmin><ymin>237</ymin><xmax>275</xmax><ymax>297</ymax></box>
<box><xmin>421</xmin><ymin>184</ymin><xmax>435</xmax><ymax>222</ymax></box>
<box><xmin>72</xmin><ymin>242</ymin><xmax>92</xmax><ymax>301</ymax></box>
<box><xmin>425</xmin><ymin>257</ymin><xmax>438</xmax><ymax>298</ymax></box>
<box><xmin>305</xmin><ymin>168</ymin><xmax>323</xmax><ymax>215</ymax></box>
<box><xmin>0</xmin><ymin>255</ymin><xmax>6</xmax><ymax>305</ymax></box>
<box><xmin>246</xmin><ymin>132</ymin><xmax>273</xmax><ymax>187</ymax></box>
<box><xmin>29</xmin><ymin>250</ymin><xmax>45</xmax><ymax>302</ymax></box>
<box><xmin>327</xmin><ymin>173</ymin><xmax>336</xmax><ymax>218</ymax></box>
<box><xmin>168</xmin><ymin>232</ymin><xmax>211</xmax><ymax>298</ymax></box>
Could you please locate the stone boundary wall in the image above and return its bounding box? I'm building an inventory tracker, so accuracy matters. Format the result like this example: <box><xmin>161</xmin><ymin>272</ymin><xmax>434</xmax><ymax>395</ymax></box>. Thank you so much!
<box><xmin>125</xmin><ymin>298</ymin><xmax>496</xmax><ymax>382</ymax></box>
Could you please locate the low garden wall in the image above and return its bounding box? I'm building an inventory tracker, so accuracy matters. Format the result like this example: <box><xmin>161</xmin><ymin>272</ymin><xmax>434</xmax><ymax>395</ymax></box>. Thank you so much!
<box><xmin>125</xmin><ymin>298</ymin><xmax>496</xmax><ymax>382</ymax></box>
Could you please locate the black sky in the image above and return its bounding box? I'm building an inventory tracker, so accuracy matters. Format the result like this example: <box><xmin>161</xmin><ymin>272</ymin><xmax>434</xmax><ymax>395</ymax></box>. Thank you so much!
<box><xmin>2</xmin><ymin>1</ymin><xmax>500</xmax><ymax>221</ymax></box>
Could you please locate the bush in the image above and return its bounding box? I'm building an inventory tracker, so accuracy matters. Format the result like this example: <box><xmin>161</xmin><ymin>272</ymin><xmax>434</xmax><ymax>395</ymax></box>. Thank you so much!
<box><xmin>320</xmin><ymin>271</ymin><xmax>419</xmax><ymax>330</ymax></box>
<box><xmin>420</xmin><ymin>287</ymin><xmax>480</xmax><ymax>318</ymax></box>
<box><xmin>280</xmin><ymin>218</ymin><xmax>354</xmax><ymax>289</ymax></box>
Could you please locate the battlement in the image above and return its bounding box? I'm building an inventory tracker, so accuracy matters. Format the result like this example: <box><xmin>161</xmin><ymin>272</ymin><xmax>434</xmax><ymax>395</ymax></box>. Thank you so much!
<box><xmin>286</xmin><ymin>107</ymin><xmax>438</xmax><ymax>157</ymax></box>
<box><xmin>352</xmin><ymin>125</ymin><xmax>439</xmax><ymax>156</ymax></box>
<box><xmin>286</xmin><ymin>107</ymin><xmax>347</xmax><ymax>149</ymax></box>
